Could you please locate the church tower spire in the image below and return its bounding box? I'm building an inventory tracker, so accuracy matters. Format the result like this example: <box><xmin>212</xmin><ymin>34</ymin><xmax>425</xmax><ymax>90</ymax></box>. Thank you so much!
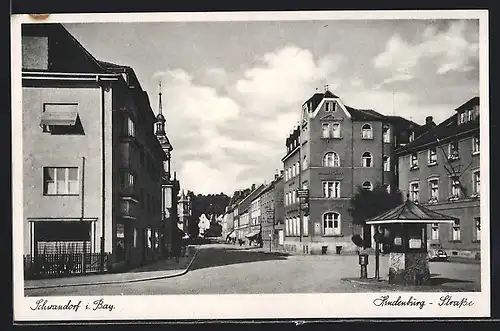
<box><xmin>155</xmin><ymin>81</ymin><xmax>166</xmax><ymax>136</ymax></box>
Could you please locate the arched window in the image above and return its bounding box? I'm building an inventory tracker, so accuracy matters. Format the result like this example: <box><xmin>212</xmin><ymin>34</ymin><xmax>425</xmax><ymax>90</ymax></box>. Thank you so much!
<box><xmin>383</xmin><ymin>125</ymin><xmax>390</xmax><ymax>143</ymax></box>
<box><xmin>362</xmin><ymin>151</ymin><xmax>372</xmax><ymax>167</ymax></box>
<box><xmin>362</xmin><ymin>181</ymin><xmax>373</xmax><ymax>191</ymax></box>
<box><xmin>323</xmin><ymin>152</ymin><xmax>340</xmax><ymax>167</ymax></box>
<box><xmin>323</xmin><ymin>212</ymin><xmax>341</xmax><ymax>235</ymax></box>
<box><xmin>362</xmin><ymin>124</ymin><xmax>373</xmax><ymax>139</ymax></box>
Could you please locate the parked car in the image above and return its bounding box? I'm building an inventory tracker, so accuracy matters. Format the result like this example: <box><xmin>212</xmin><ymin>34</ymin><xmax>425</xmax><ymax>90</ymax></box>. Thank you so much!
<box><xmin>427</xmin><ymin>240</ymin><xmax>448</xmax><ymax>261</ymax></box>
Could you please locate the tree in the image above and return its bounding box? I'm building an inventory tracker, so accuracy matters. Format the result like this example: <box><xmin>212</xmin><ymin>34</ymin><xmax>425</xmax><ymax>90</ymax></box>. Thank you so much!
<box><xmin>185</xmin><ymin>191</ymin><xmax>230</xmax><ymax>238</ymax></box>
<box><xmin>349</xmin><ymin>183</ymin><xmax>403</xmax><ymax>247</ymax></box>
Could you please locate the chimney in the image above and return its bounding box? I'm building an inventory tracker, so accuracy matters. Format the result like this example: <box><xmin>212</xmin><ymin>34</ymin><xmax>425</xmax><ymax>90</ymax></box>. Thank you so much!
<box><xmin>251</xmin><ymin>184</ymin><xmax>256</xmax><ymax>191</ymax></box>
<box><xmin>274</xmin><ymin>173</ymin><xmax>279</xmax><ymax>181</ymax></box>
<box><xmin>425</xmin><ymin>116</ymin><xmax>433</xmax><ymax>125</ymax></box>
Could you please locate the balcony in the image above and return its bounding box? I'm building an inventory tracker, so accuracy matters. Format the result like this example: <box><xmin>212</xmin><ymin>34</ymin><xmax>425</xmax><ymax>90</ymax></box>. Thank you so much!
<box><xmin>447</xmin><ymin>152</ymin><xmax>460</xmax><ymax>161</ymax></box>
<box><xmin>120</xmin><ymin>198</ymin><xmax>139</xmax><ymax>220</ymax></box>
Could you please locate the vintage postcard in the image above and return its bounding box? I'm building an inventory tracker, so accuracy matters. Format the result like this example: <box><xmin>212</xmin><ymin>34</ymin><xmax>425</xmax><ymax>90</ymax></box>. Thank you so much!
<box><xmin>11</xmin><ymin>10</ymin><xmax>490</xmax><ymax>321</ymax></box>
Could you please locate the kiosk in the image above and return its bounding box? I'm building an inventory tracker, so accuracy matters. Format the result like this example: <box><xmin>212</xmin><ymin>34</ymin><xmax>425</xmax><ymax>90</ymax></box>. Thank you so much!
<box><xmin>366</xmin><ymin>199</ymin><xmax>457</xmax><ymax>286</ymax></box>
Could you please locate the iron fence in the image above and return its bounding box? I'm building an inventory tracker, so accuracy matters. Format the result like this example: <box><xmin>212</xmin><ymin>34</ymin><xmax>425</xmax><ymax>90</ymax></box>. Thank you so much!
<box><xmin>23</xmin><ymin>253</ymin><xmax>108</xmax><ymax>279</ymax></box>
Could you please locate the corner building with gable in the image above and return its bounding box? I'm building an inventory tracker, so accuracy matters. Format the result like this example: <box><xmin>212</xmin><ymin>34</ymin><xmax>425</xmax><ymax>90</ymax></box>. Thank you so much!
<box><xmin>282</xmin><ymin>89</ymin><xmax>416</xmax><ymax>254</ymax></box>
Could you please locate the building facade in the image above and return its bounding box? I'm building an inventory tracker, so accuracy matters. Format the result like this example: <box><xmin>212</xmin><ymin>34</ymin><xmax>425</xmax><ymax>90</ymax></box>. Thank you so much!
<box><xmin>22</xmin><ymin>23</ymin><xmax>165</xmax><ymax>270</ymax></box>
<box><xmin>259</xmin><ymin>172</ymin><xmax>285</xmax><ymax>250</ymax></box>
<box><xmin>396</xmin><ymin>97</ymin><xmax>480</xmax><ymax>258</ymax></box>
<box><xmin>281</xmin><ymin>89</ymin><xmax>416</xmax><ymax>255</ymax></box>
<box><xmin>177</xmin><ymin>190</ymin><xmax>191</xmax><ymax>234</ymax></box>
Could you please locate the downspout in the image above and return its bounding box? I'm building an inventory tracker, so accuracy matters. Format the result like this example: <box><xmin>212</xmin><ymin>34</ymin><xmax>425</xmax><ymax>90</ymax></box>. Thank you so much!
<box><xmin>100</xmin><ymin>78</ymin><xmax>106</xmax><ymax>272</ymax></box>
<box><xmin>81</xmin><ymin>156</ymin><xmax>86</xmax><ymax>272</ymax></box>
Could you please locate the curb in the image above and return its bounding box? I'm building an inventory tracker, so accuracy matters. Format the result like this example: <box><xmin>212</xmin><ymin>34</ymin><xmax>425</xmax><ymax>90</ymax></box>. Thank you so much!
<box><xmin>25</xmin><ymin>245</ymin><xmax>201</xmax><ymax>290</ymax></box>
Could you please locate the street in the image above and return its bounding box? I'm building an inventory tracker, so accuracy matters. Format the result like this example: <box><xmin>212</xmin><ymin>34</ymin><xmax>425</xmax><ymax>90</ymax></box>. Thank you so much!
<box><xmin>25</xmin><ymin>243</ymin><xmax>481</xmax><ymax>296</ymax></box>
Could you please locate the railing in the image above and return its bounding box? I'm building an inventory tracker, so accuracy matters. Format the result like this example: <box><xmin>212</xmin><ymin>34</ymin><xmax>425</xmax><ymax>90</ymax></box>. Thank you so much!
<box><xmin>23</xmin><ymin>253</ymin><xmax>109</xmax><ymax>280</ymax></box>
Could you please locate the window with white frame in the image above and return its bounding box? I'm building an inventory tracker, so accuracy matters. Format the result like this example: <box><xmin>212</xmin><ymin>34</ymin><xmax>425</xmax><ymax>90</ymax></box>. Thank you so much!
<box><xmin>473</xmin><ymin>136</ymin><xmax>480</xmax><ymax>154</ymax></box>
<box><xmin>291</xmin><ymin>217</ymin><xmax>296</xmax><ymax>236</ymax></box>
<box><xmin>323</xmin><ymin>212</ymin><xmax>341</xmax><ymax>236</ymax></box>
<box><xmin>431</xmin><ymin>223</ymin><xmax>439</xmax><ymax>240</ymax></box>
<box><xmin>303</xmin><ymin>215</ymin><xmax>309</xmax><ymax>236</ymax></box>
<box><xmin>323</xmin><ymin>152</ymin><xmax>340</xmax><ymax>167</ymax></box>
<box><xmin>383</xmin><ymin>125</ymin><xmax>391</xmax><ymax>143</ymax></box>
<box><xmin>120</xmin><ymin>171</ymin><xmax>136</xmax><ymax>192</ymax></box>
<box><xmin>449</xmin><ymin>141</ymin><xmax>459</xmax><ymax>160</ymax></box>
<box><xmin>473</xmin><ymin>171</ymin><xmax>480</xmax><ymax>195</ymax></box>
<box><xmin>285</xmin><ymin>218</ymin><xmax>289</xmax><ymax>235</ymax></box>
<box><xmin>409</xmin><ymin>132</ymin><xmax>415</xmax><ymax>142</ymax></box>
<box><xmin>383</xmin><ymin>156</ymin><xmax>390</xmax><ymax>171</ymax></box>
<box><xmin>303</xmin><ymin>156</ymin><xmax>308</xmax><ymax>170</ymax></box>
<box><xmin>325</xmin><ymin>101</ymin><xmax>333</xmax><ymax>112</ymax></box>
<box><xmin>295</xmin><ymin>217</ymin><xmax>300</xmax><ymax>236</ymax></box>
<box><xmin>362</xmin><ymin>152</ymin><xmax>372</xmax><ymax>167</ymax></box>
<box><xmin>450</xmin><ymin>176</ymin><xmax>461</xmax><ymax>199</ymax></box>
<box><xmin>428</xmin><ymin>148</ymin><xmax>438</xmax><ymax>165</ymax></box>
<box><xmin>459</xmin><ymin>112</ymin><xmax>466</xmax><ymax>124</ymax></box>
<box><xmin>361</xmin><ymin>124</ymin><xmax>373</xmax><ymax>139</ymax></box>
<box><xmin>410</xmin><ymin>153</ymin><xmax>418</xmax><ymax>168</ymax></box>
<box><xmin>468</xmin><ymin>109</ymin><xmax>474</xmax><ymax>121</ymax></box>
<box><xmin>124</xmin><ymin>116</ymin><xmax>136</xmax><ymax>137</ymax></box>
<box><xmin>452</xmin><ymin>220</ymin><xmax>461</xmax><ymax>241</ymax></box>
<box><xmin>297</xmin><ymin>160</ymin><xmax>300</xmax><ymax>174</ymax></box>
<box><xmin>322</xmin><ymin>123</ymin><xmax>330</xmax><ymax>138</ymax></box>
<box><xmin>291</xmin><ymin>164</ymin><xmax>296</xmax><ymax>177</ymax></box>
<box><xmin>474</xmin><ymin>217</ymin><xmax>480</xmax><ymax>241</ymax></box>
<box><xmin>429</xmin><ymin>178</ymin><xmax>439</xmax><ymax>202</ymax></box>
<box><xmin>409</xmin><ymin>181</ymin><xmax>419</xmax><ymax>203</ymax></box>
<box><xmin>43</xmin><ymin>167</ymin><xmax>79</xmax><ymax>195</ymax></box>
<box><xmin>332</xmin><ymin>123</ymin><xmax>341</xmax><ymax>138</ymax></box>
<box><xmin>323</xmin><ymin>181</ymin><xmax>340</xmax><ymax>198</ymax></box>
<box><xmin>362</xmin><ymin>181</ymin><xmax>373</xmax><ymax>191</ymax></box>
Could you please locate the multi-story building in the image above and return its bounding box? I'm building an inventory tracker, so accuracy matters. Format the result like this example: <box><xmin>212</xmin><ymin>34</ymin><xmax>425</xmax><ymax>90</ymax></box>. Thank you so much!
<box><xmin>232</xmin><ymin>184</ymin><xmax>266</xmax><ymax>243</ymax></box>
<box><xmin>281</xmin><ymin>88</ymin><xmax>416</xmax><ymax>255</ymax></box>
<box><xmin>154</xmin><ymin>82</ymin><xmax>180</xmax><ymax>256</ymax></box>
<box><xmin>22</xmin><ymin>23</ymin><xmax>165</xmax><ymax>270</ymax></box>
<box><xmin>396</xmin><ymin>97</ymin><xmax>480</xmax><ymax>258</ymax></box>
<box><xmin>259</xmin><ymin>171</ymin><xmax>285</xmax><ymax>250</ymax></box>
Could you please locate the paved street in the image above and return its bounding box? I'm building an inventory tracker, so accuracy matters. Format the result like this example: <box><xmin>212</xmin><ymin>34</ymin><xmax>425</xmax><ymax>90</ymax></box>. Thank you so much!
<box><xmin>25</xmin><ymin>243</ymin><xmax>481</xmax><ymax>296</ymax></box>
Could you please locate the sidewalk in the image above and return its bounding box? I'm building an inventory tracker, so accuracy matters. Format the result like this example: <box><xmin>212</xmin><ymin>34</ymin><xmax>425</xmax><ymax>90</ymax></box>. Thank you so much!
<box><xmin>24</xmin><ymin>246</ymin><xmax>199</xmax><ymax>290</ymax></box>
<box><xmin>341</xmin><ymin>276</ymin><xmax>480</xmax><ymax>292</ymax></box>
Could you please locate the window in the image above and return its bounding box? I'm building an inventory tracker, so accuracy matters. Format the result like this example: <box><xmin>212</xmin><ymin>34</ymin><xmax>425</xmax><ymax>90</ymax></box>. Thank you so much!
<box><xmin>450</xmin><ymin>176</ymin><xmax>461</xmax><ymax>200</ymax></box>
<box><xmin>473</xmin><ymin>136</ymin><xmax>480</xmax><ymax>154</ymax></box>
<box><xmin>383</xmin><ymin>125</ymin><xmax>390</xmax><ymax>143</ymax></box>
<box><xmin>409</xmin><ymin>181</ymin><xmax>419</xmax><ymax>203</ymax></box>
<box><xmin>303</xmin><ymin>156</ymin><xmax>308</xmax><ymax>170</ymax></box>
<box><xmin>428</xmin><ymin>148</ymin><xmax>437</xmax><ymax>165</ymax></box>
<box><xmin>43</xmin><ymin>167</ymin><xmax>79</xmax><ymax>195</ymax></box>
<box><xmin>116</xmin><ymin>223</ymin><xmax>125</xmax><ymax>261</ymax></box>
<box><xmin>120</xmin><ymin>171</ymin><xmax>136</xmax><ymax>192</ymax></box>
<box><xmin>409</xmin><ymin>132</ymin><xmax>415</xmax><ymax>142</ymax></box>
<box><xmin>468</xmin><ymin>109</ymin><xmax>473</xmax><ymax>121</ymax></box>
<box><xmin>332</xmin><ymin>123</ymin><xmax>341</xmax><ymax>138</ymax></box>
<box><xmin>325</xmin><ymin>101</ymin><xmax>333</xmax><ymax>112</ymax></box>
<box><xmin>431</xmin><ymin>223</ymin><xmax>439</xmax><ymax>240</ymax></box>
<box><xmin>362</xmin><ymin>181</ymin><xmax>373</xmax><ymax>191</ymax></box>
<box><xmin>361</xmin><ymin>124</ymin><xmax>373</xmax><ymax>139</ymax></box>
<box><xmin>460</xmin><ymin>112</ymin><xmax>466</xmax><ymax>124</ymax></box>
<box><xmin>383</xmin><ymin>156</ymin><xmax>390</xmax><ymax>171</ymax></box>
<box><xmin>474</xmin><ymin>217</ymin><xmax>481</xmax><ymax>241</ymax></box>
<box><xmin>323</xmin><ymin>152</ymin><xmax>340</xmax><ymax>167</ymax></box>
<box><xmin>124</xmin><ymin>116</ymin><xmax>136</xmax><ymax>137</ymax></box>
<box><xmin>473</xmin><ymin>171</ymin><xmax>480</xmax><ymax>195</ymax></box>
<box><xmin>323</xmin><ymin>181</ymin><xmax>340</xmax><ymax>198</ymax></box>
<box><xmin>285</xmin><ymin>193</ymin><xmax>289</xmax><ymax>205</ymax></box>
<box><xmin>322</xmin><ymin>123</ymin><xmax>330</xmax><ymax>138</ymax></box>
<box><xmin>448</xmin><ymin>141</ymin><xmax>459</xmax><ymax>160</ymax></box>
<box><xmin>303</xmin><ymin>216</ymin><xmax>309</xmax><ymax>236</ymax></box>
<box><xmin>429</xmin><ymin>179</ymin><xmax>439</xmax><ymax>203</ymax></box>
<box><xmin>410</xmin><ymin>153</ymin><xmax>419</xmax><ymax>169</ymax></box>
<box><xmin>147</xmin><ymin>227</ymin><xmax>153</xmax><ymax>248</ymax></box>
<box><xmin>323</xmin><ymin>212</ymin><xmax>341</xmax><ymax>236</ymax></box>
<box><xmin>452</xmin><ymin>220</ymin><xmax>461</xmax><ymax>241</ymax></box>
<box><xmin>133</xmin><ymin>228</ymin><xmax>138</xmax><ymax>248</ymax></box>
<box><xmin>292</xmin><ymin>190</ymin><xmax>297</xmax><ymax>204</ymax></box>
<box><xmin>291</xmin><ymin>165</ymin><xmax>296</xmax><ymax>177</ymax></box>
<box><xmin>362</xmin><ymin>152</ymin><xmax>372</xmax><ymax>167</ymax></box>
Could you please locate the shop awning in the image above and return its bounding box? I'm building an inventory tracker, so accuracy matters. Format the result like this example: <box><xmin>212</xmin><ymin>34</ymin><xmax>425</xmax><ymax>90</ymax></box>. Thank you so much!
<box><xmin>40</xmin><ymin>109</ymin><xmax>79</xmax><ymax>127</ymax></box>
<box><xmin>245</xmin><ymin>231</ymin><xmax>260</xmax><ymax>239</ymax></box>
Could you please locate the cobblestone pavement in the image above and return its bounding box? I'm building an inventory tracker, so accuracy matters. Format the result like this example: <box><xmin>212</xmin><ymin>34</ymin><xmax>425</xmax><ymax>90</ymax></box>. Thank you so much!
<box><xmin>24</xmin><ymin>243</ymin><xmax>481</xmax><ymax>296</ymax></box>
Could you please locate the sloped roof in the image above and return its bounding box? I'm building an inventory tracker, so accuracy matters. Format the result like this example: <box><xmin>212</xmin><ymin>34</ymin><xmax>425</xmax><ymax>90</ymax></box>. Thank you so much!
<box><xmin>366</xmin><ymin>199</ymin><xmax>458</xmax><ymax>224</ymax></box>
<box><xmin>344</xmin><ymin>105</ymin><xmax>386</xmax><ymax>121</ymax></box>
<box><xmin>302</xmin><ymin>90</ymin><xmax>339</xmax><ymax>110</ymax></box>
<box><xmin>395</xmin><ymin>113</ymin><xmax>479</xmax><ymax>155</ymax></box>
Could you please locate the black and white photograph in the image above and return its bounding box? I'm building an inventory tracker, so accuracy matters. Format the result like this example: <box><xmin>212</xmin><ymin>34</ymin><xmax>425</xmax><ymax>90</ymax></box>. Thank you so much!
<box><xmin>11</xmin><ymin>10</ymin><xmax>490</xmax><ymax>321</ymax></box>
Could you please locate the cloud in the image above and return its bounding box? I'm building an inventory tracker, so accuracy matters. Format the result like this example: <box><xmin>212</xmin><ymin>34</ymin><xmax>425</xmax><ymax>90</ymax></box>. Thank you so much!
<box><xmin>158</xmin><ymin>45</ymin><xmax>344</xmax><ymax>195</ymax></box>
<box><xmin>372</xmin><ymin>20</ymin><xmax>479</xmax><ymax>86</ymax></box>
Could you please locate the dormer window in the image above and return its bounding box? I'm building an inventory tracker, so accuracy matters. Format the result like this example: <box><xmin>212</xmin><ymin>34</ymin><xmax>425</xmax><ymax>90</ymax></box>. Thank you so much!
<box><xmin>459</xmin><ymin>112</ymin><xmax>466</xmax><ymax>124</ymax></box>
<box><xmin>409</xmin><ymin>132</ymin><xmax>415</xmax><ymax>142</ymax></box>
<box><xmin>361</xmin><ymin>124</ymin><xmax>373</xmax><ymax>139</ymax></box>
<box><xmin>325</xmin><ymin>101</ymin><xmax>333</xmax><ymax>112</ymax></box>
<box><xmin>467</xmin><ymin>109</ymin><xmax>473</xmax><ymax>121</ymax></box>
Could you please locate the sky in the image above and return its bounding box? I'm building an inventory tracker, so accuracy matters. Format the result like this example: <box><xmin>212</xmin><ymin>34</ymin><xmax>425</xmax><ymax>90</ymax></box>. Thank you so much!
<box><xmin>64</xmin><ymin>18</ymin><xmax>480</xmax><ymax>196</ymax></box>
